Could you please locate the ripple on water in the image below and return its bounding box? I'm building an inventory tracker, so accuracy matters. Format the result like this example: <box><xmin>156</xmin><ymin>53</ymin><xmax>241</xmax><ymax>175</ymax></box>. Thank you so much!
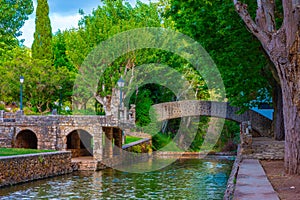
<box><xmin>0</xmin><ymin>158</ymin><xmax>233</xmax><ymax>199</ymax></box>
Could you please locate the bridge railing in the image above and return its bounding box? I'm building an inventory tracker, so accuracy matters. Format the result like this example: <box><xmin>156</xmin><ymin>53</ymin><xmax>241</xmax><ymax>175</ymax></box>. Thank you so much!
<box><xmin>0</xmin><ymin>110</ymin><xmax>136</xmax><ymax>128</ymax></box>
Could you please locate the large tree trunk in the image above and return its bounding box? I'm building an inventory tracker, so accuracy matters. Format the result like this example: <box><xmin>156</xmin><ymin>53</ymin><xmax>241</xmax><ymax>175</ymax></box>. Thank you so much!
<box><xmin>272</xmin><ymin>81</ymin><xmax>285</xmax><ymax>140</ymax></box>
<box><xmin>282</xmin><ymin>80</ymin><xmax>300</xmax><ymax>174</ymax></box>
<box><xmin>277</xmin><ymin>33</ymin><xmax>300</xmax><ymax>174</ymax></box>
<box><xmin>233</xmin><ymin>0</ymin><xmax>300</xmax><ymax>174</ymax></box>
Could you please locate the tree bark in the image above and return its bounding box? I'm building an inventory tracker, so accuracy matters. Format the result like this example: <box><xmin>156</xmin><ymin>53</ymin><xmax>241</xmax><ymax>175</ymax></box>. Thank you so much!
<box><xmin>233</xmin><ymin>0</ymin><xmax>300</xmax><ymax>174</ymax></box>
<box><xmin>282</xmin><ymin>81</ymin><xmax>300</xmax><ymax>174</ymax></box>
<box><xmin>281</xmin><ymin>33</ymin><xmax>300</xmax><ymax>174</ymax></box>
<box><xmin>272</xmin><ymin>81</ymin><xmax>284</xmax><ymax>140</ymax></box>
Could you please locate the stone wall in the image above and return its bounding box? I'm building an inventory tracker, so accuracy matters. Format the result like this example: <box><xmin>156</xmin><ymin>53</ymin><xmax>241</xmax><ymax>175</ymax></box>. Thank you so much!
<box><xmin>0</xmin><ymin>151</ymin><xmax>74</xmax><ymax>187</ymax></box>
<box><xmin>0</xmin><ymin>126</ymin><xmax>14</xmax><ymax>147</ymax></box>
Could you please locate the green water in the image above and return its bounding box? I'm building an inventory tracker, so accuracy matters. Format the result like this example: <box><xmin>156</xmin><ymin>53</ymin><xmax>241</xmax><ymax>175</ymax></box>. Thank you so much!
<box><xmin>0</xmin><ymin>158</ymin><xmax>233</xmax><ymax>199</ymax></box>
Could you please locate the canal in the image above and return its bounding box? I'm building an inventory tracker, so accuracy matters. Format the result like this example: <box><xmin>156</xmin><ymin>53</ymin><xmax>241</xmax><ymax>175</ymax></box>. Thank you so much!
<box><xmin>0</xmin><ymin>158</ymin><xmax>233</xmax><ymax>199</ymax></box>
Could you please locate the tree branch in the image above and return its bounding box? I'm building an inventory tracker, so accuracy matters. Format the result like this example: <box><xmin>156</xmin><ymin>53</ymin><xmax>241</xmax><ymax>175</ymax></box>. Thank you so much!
<box><xmin>256</xmin><ymin>0</ymin><xmax>276</xmax><ymax>33</ymax></box>
<box><xmin>233</xmin><ymin>0</ymin><xmax>272</xmax><ymax>50</ymax></box>
<box><xmin>95</xmin><ymin>94</ymin><xmax>105</xmax><ymax>106</ymax></box>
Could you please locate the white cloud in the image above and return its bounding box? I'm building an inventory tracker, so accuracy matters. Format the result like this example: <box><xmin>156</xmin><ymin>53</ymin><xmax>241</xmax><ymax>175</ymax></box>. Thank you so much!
<box><xmin>19</xmin><ymin>13</ymin><xmax>82</xmax><ymax>47</ymax></box>
<box><xmin>18</xmin><ymin>0</ymin><xmax>159</xmax><ymax>47</ymax></box>
<box><xmin>51</xmin><ymin>13</ymin><xmax>82</xmax><ymax>34</ymax></box>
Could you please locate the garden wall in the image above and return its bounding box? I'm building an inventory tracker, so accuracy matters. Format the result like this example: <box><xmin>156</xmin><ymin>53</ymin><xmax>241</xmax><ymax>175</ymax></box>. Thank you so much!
<box><xmin>0</xmin><ymin>151</ymin><xmax>74</xmax><ymax>187</ymax></box>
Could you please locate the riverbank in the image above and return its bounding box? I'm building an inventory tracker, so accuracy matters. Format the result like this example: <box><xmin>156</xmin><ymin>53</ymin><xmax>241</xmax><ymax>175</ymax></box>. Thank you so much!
<box><xmin>0</xmin><ymin>157</ymin><xmax>232</xmax><ymax>199</ymax></box>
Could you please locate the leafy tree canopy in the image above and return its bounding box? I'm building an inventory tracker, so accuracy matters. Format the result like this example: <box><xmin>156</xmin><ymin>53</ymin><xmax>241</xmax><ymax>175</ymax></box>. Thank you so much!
<box><xmin>0</xmin><ymin>0</ymin><xmax>33</xmax><ymax>48</ymax></box>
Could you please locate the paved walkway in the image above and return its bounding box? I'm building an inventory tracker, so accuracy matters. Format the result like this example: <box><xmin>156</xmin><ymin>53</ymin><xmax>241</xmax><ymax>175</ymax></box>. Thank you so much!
<box><xmin>233</xmin><ymin>159</ymin><xmax>280</xmax><ymax>200</ymax></box>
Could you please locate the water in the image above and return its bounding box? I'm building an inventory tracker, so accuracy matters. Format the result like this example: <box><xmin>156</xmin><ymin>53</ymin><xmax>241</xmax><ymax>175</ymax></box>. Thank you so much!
<box><xmin>0</xmin><ymin>158</ymin><xmax>233</xmax><ymax>199</ymax></box>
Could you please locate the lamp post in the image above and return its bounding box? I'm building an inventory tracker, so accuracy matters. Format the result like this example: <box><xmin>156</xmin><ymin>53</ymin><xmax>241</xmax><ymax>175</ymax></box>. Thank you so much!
<box><xmin>117</xmin><ymin>77</ymin><xmax>125</xmax><ymax>108</ymax></box>
<box><xmin>117</xmin><ymin>77</ymin><xmax>125</xmax><ymax>146</ymax></box>
<box><xmin>20</xmin><ymin>76</ymin><xmax>24</xmax><ymax>111</ymax></box>
<box><xmin>58</xmin><ymin>86</ymin><xmax>62</xmax><ymax>114</ymax></box>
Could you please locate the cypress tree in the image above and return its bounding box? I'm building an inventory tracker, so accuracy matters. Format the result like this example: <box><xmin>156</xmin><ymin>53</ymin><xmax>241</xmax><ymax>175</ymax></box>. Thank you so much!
<box><xmin>32</xmin><ymin>0</ymin><xmax>52</xmax><ymax>60</ymax></box>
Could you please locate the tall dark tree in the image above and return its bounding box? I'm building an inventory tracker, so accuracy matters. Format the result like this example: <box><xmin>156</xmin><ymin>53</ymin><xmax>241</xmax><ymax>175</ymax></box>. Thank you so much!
<box><xmin>233</xmin><ymin>0</ymin><xmax>300</xmax><ymax>174</ymax></box>
<box><xmin>32</xmin><ymin>0</ymin><xmax>52</xmax><ymax>60</ymax></box>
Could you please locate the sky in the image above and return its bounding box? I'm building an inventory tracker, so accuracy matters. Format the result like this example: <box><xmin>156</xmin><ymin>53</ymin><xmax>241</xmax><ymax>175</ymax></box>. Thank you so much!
<box><xmin>19</xmin><ymin>0</ymin><xmax>156</xmax><ymax>47</ymax></box>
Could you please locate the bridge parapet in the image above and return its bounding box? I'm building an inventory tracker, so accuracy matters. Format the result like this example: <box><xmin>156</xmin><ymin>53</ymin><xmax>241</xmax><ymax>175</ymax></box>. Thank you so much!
<box><xmin>18</xmin><ymin>115</ymin><xmax>117</xmax><ymax>127</ymax></box>
<box><xmin>0</xmin><ymin>112</ymin><xmax>136</xmax><ymax>128</ymax></box>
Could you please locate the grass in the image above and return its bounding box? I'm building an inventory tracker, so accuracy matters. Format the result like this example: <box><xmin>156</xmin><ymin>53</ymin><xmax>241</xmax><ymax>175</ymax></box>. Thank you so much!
<box><xmin>0</xmin><ymin>148</ymin><xmax>55</xmax><ymax>156</ymax></box>
<box><xmin>125</xmin><ymin>136</ymin><xmax>142</xmax><ymax>144</ymax></box>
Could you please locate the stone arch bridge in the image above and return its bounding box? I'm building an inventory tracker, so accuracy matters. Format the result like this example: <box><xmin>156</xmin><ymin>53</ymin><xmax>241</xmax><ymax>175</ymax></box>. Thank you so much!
<box><xmin>152</xmin><ymin>100</ymin><xmax>272</xmax><ymax>137</ymax></box>
<box><xmin>0</xmin><ymin>112</ymin><xmax>135</xmax><ymax>161</ymax></box>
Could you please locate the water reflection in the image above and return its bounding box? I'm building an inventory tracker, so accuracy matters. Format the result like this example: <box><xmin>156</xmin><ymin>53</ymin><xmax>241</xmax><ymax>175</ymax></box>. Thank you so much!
<box><xmin>0</xmin><ymin>158</ymin><xmax>233</xmax><ymax>199</ymax></box>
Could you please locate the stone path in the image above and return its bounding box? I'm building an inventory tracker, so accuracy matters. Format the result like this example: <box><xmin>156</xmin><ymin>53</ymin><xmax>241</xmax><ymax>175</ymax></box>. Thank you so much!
<box><xmin>233</xmin><ymin>159</ymin><xmax>280</xmax><ymax>200</ymax></box>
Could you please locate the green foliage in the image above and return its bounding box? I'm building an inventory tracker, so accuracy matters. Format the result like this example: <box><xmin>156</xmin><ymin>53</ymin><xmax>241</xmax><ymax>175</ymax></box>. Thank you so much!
<box><xmin>135</xmin><ymin>89</ymin><xmax>153</xmax><ymax>126</ymax></box>
<box><xmin>152</xmin><ymin>133</ymin><xmax>181</xmax><ymax>151</ymax></box>
<box><xmin>52</xmin><ymin>30</ymin><xmax>76</xmax><ymax>72</ymax></box>
<box><xmin>152</xmin><ymin>118</ymin><xmax>240</xmax><ymax>152</ymax></box>
<box><xmin>64</xmin><ymin>0</ymin><xmax>161</xmax><ymax>70</ymax></box>
<box><xmin>152</xmin><ymin>133</ymin><xmax>172</xmax><ymax>151</ymax></box>
<box><xmin>38</xmin><ymin>155</ymin><xmax>44</xmax><ymax>163</ymax></box>
<box><xmin>131</xmin><ymin>145</ymin><xmax>142</xmax><ymax>153</ymax></box>
<box><xmin>164</xmin><ymin>0</ymin><xmax>271</xmax><ymax>110</ymax></box>
<box><xmin>0</xmin><ymin>45</ymin><xmax>75</xmax><ymax>113</ymax></box>
<box><xmin>214</xmin><ymin>120</ymin><xmax>240</xmax><ymax>152</ymax></box>
<box><xmin>0</xmin><ymin>0</ymin><xmax>33</xmax><ymax>48</ymax></box>
<box><xmin>188</xmin><ymin>117</ymin><xmax>209</xmax><ymax>151</ymax></box>
<box><xmin>32</xmin><ymin>0</ymin><xmax>53</xmax><ymax>59</ymax></box>
<box><xmin>0</xmin><ymin>103</ymin><xmax>8</xmax><ymax>111</ymax></box>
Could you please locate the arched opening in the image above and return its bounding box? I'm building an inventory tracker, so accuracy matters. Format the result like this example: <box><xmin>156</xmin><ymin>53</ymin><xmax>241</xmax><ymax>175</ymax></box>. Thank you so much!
<box><xmin>14</xmin><ymin>130</ymin><xmax>38</xmax><ymax>149</ymax></box>
<box><xmin>66</xmin><ymin>129</ymin><xmax>93</xmax><ymax>157</ymax></box>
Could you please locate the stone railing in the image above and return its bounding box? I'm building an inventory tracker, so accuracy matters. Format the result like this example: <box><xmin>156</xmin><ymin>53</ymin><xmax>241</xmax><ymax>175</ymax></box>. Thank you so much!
<box><xmin>0</xmin><ymin>151</ymin><xmax>74</xmax><ymax>187</ymax></box>
<box><xmin>0</xmin><ymin>110</ymin><xmax>136</xmax><ymax>128</ymax></box>
<box><xmin>0</xmin><ymin>110</ymin><xmax>24</xmax><ymax>122</ymax></box>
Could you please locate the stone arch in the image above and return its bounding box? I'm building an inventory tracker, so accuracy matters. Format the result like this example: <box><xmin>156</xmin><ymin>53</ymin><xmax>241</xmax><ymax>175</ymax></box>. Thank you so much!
<box><xmin>14</xmin><ymin>129</ymin><xmax>38</xmax><ymax>149</ymax></box>
<box><xmin>66</xmin><ymin>129</ymin><xmax>93</xmax><ymax>157</ymax></box>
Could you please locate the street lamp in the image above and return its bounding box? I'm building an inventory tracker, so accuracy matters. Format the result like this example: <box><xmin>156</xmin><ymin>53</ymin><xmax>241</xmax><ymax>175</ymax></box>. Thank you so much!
<box><xmin>117</xmin><ymin>77</ymin><xmax>125</xmax><ymax>108</ymax></box>
<box><xmin>117</xmin><ymin>77</ymin><xmax>125</xmax><ymax>145</ymax></box>
<box><xmin>58</xmin><ymin>86</ymin><xmax>62</xmax><ymax>114</ymax></box>
<box><xmin>20</xmin><ymin>76</ymin><xmax>24</xmax><ymax>111</ymax></box>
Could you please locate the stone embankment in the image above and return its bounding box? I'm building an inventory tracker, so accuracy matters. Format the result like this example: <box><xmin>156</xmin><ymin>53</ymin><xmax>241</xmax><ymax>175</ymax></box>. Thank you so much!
<box><xmin>0</xmin><ymin>151</ymin><xmax>74</xmax><ymax>187</ymax></box>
